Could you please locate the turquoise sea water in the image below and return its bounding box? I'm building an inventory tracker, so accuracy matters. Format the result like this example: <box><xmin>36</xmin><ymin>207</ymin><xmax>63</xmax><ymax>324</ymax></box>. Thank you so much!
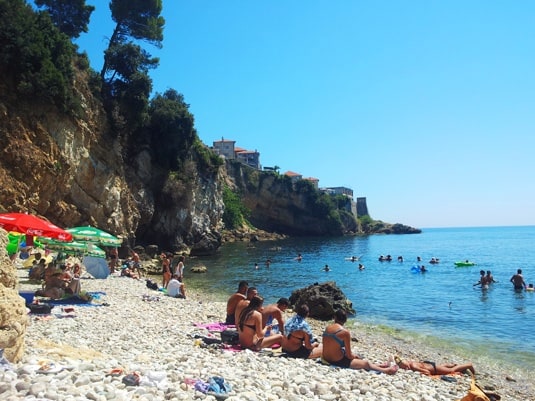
<box><xmin>185</xmin><ymin>226</ymin><xmax>535</xmax><ymax>371</ymax></box>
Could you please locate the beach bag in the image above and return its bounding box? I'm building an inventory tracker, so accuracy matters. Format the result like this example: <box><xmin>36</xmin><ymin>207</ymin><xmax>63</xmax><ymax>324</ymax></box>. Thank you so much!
<box><xmin>28</xmin><ymin>303</ymin><xmax>52</xmax><ymax>314</ymax></box>
<box><xmin>457</xmin><ymin>373</ymin><xmax>501</xmax><ymax>401</ymax></box>
<box><xmin>145</xmin><ymin>279</ymin><xmax>158</xmax><ymax>291</ymax></box>
<box><xmin>220</xmin><ymin>329</ymin><xmax>239</xmax><ymax>345</ymax></box>
<box><xmin>122</xmin><ymin>372</ymin><xmax>140</xmax><ymax>386</ymax></box>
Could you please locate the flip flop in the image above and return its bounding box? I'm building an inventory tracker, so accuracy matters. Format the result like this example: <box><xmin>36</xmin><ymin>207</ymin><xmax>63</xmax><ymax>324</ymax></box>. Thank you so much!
<box><xmin>36</xmin><ymin>363</ymin><xmax>63</xmax><ymax>374</ymax></box>
<box><xmin>106</xmin><ymin>368</ymin><xmax>124</xmax><ymax>377</ymax></box>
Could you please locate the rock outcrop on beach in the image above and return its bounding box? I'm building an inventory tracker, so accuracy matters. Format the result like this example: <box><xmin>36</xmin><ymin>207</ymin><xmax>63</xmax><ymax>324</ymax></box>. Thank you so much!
<box><xmin>288</xmin><ymin>281</ymin><xmax>356</xmax><ymax>320</ymax></box>
<box><xmin>0</xmin><ymin>232</ymin><xmax>29</xmax><ymax>362</ymax></box>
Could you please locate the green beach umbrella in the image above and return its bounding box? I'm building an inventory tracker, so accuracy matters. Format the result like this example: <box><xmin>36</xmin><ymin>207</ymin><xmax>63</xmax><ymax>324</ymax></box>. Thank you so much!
<box><xmin>66</xmin><ymin>226</ymin><xmax>122</xmax><ymax>247</ymax></box>
<box><xmin>40</xmin><ymin>237</ymin><xmax>106</xmax><ymax>258</ymax></box>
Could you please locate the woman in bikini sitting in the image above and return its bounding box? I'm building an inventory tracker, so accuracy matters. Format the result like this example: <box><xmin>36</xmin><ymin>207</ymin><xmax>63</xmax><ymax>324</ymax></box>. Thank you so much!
<box><xmin>238</xmin><ymin>296</ymin><xmax>284</xmax><ymax>351</ymax></box>
<box><xmin>322</xmin><ymin>310</ymin><xmax>398</xmax><ymax>374</ymax></box>
<box><xmin>394</xmin><ymin>356</ymin><xmax>475</xmax><ymax>375</ymax></box>
<box><xmin>282</xmin><ymin>304</ymin><xmax>322</xmax><ymax>359</ymax></box>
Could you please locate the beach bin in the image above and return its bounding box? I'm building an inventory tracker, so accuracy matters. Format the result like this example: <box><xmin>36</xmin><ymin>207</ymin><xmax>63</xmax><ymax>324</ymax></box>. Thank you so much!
<box><xmin>19</xmin><ymin>291</ymin><xmax>35</xmax><ymax>305</ymax></box>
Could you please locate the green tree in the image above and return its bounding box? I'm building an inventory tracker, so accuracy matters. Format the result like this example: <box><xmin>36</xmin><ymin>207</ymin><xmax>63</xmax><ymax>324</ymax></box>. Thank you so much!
<box><xmin>99</xmin><ymin>0</ymin><xmax>164</xmax><ymax>133</ymax></box>
<box><xmin>148</xmin><ymin>89</ymin><xmax>196</xmax><ymax>169</ymax></box>
<box><xmin>34</xmin><ymin>0</ymin><xmax>94</xmax><ymax>38</ymax></box>
<box><xmin>101</xmin><ymin>0</ymin><xmax>164</xmax><ymax>81</ymax></box>
<box><xmin>0</xmin><ymin>0</ymin><xmax>75</xmax><ymax>110</ymax></box>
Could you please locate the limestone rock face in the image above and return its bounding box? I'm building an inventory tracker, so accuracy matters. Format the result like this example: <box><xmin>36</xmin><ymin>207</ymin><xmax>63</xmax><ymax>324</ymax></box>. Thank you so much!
<box><xmin>225</xmin><ymin>161</ymin><xmax>357</xmax><ymax>236</ymax></box>
<box><xmin>0</xmin><ymin>74</ymin><xmax>139</xmax><ymax>238</ymax></box>
<box><xmin>0</xmin><ymin>231</ymin><xmax>29</xmax><ymax>362</ymax></box>
<box><xmin>288</xmin><ymin>281</ymin><xmax>356</xmax><ymax>321</ymax></box>
<box><xmin>0</xmin><ymin>69</ymin><xmax>224</xmax><ymax>254</ymax></box>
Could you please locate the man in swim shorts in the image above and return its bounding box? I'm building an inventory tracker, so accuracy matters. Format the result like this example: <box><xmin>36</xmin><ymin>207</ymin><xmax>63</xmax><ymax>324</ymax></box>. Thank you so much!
<box><xmin>510</xmin><ymin>269</ymin><xmax>527</xmax><ymax>291</ymax></box>
<box><xmin>225</xmin><ymin>281</ymin><xmax>248</xmax><ymax>325</ymax></box>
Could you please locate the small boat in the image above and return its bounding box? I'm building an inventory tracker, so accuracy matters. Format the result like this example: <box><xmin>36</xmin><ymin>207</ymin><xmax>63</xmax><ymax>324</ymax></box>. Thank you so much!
<box><xmin>454</xmin><ymin>261</ymin><xmax>476</xmax><ymax>267</ymax></box>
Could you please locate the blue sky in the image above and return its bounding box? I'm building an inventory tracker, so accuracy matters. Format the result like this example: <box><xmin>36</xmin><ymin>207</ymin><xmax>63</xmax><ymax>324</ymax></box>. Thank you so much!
<box><xmin>72</xmin><ymin>1</ymin><xmax>535</xmax><ymax>228</ymax></box>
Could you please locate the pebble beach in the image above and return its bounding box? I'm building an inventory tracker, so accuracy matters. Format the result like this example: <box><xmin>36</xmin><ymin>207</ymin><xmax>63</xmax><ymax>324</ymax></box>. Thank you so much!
<box><xmin>6</xmin><ymin>266</ymin><xmax>534</xmax><ymax>401</ymax></box>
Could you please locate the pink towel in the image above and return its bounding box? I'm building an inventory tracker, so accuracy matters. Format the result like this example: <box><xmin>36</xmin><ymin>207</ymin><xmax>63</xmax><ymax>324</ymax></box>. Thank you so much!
<box><xmin>221</xmin><ymin>344</ymin><xmax>243</xmax><ymax>352</ymax></box>
<box><xmin>193</xmin><ymin>322</ymin><xmax>235</xmax><ymax>332</ymax></box>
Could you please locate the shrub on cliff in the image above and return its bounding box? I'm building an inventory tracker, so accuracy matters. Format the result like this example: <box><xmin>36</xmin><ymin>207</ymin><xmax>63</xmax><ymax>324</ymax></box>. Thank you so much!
<box><xmin>222</xmin><ymin>186</ymin><xmax>250</xmax><ymax>229</ymax></box>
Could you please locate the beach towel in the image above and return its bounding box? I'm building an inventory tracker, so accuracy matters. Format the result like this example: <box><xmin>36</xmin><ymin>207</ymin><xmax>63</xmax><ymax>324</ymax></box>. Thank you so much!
<box><xmin>221</xmin><ymin>344</ymin><xmax>243</xmax><ymax>352</ymax></box>
<box><xmin>194</xmin><ymin>322</ymin><xmax>235</xmax><ymax>332</ymax></box>
<box><xmin>44</xmin><ymin>296</ymin><xmax>105</xmax><ymax>307</ymax></box>
<box><xmin>457</xmin><ymin>373</ymin><xmax>501</xmax><ymax>401</ymax></box>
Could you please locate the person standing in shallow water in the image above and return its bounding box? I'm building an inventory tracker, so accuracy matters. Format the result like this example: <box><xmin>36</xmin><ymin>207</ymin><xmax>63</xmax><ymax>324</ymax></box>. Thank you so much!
<box><xmin>474</xmin><ymin>270</ymin><xmax>485</xmax><ymax>287</ymax></box>
<box><xmin>486</xmin><ymin>270</ymin><xmax>497</xmax><ymax>285</ymax></box>
<box><xmin>510</xmin><ymin>269</ymin><xmax>527</xmax><ymax>291</ymax></box>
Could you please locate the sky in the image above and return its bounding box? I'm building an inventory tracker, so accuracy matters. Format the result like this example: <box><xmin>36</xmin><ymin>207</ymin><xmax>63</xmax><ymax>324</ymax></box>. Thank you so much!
<box><xmin>70</xmin><ymin>0</ymin><xmax>535</xmax><ymax>229</ymax></box>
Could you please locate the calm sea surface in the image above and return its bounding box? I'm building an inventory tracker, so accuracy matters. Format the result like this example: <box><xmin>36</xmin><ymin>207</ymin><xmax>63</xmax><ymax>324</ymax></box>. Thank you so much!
<box><xmin>185</xmin><ymin>226</ymin><xmax>535</xmax><ymax>371</ymax></box>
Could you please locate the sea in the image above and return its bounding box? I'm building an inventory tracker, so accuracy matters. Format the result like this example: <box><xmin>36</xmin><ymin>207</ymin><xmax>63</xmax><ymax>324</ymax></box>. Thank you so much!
<box><xmin>185</xmin><ymin>226</ymin><xmax>535</xmax><ymax>372</ymax></box>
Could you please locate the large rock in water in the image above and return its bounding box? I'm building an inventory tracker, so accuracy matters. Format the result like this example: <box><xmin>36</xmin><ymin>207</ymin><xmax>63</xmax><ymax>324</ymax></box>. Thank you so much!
<box><xmin>288</xmin><ymin>281</ymin><xmax>355</xmax><ymax>321</ymax></box>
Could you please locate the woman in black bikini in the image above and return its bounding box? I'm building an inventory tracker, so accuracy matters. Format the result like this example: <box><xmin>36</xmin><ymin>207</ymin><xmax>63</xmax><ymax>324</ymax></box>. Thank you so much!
<box><xmin>394</xmin><ymin>356</ymin><xmax>475</xmax><ymax>375</ymax></box>
<box><xmin>238</xmin><ymin>296</ymin><xmax>284</xmax><ymax>351</ymax></box>
<box><xmin>322</xmin><ymin>310</ymin><xmax>398</xmax><ymax>374</ymax></box>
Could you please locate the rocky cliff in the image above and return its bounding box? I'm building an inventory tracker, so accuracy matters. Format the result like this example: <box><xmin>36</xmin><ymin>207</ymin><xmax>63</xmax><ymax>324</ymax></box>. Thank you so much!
<box><xmin>0</xmin><ymin>68</ymin><xmax>224</xmax><ymax>255</ymax></box>
<box><xmin>0</xmin><ymin>63</ymin><xmax>419</xmax><ymax>257</ymax></box>
<box><xmin>225</xmin><ymin>160</ymin><xmax>358</xmax><ymax>236</ymax></box>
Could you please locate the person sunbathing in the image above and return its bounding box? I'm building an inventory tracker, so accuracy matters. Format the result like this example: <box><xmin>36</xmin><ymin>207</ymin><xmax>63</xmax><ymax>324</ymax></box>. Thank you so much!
<box><xmin>322</xmin><ymin>310</ymin><xmax>398</xmax><ymax>374</ymax></box>
<box><xmin>237</xmin><ymin>295</ymin><xmax>283</xmax><ymax>351</ymax></box>
<box><xmin>394</xmin><ymin>356</ymin><xmax>475</xmax><ymax>375</ymax></box>
<box><xmin>282</xmin><ymin>304</ymin><xmax>322</xmax><ymax>359</ymax></box>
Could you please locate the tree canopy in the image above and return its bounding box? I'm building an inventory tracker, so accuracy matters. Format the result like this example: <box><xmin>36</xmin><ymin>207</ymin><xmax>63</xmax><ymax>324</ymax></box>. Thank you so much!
<box><xmin>99</xmin><ymin>0</ymin><xmax>165</xmax><ymax>134</ymax></box>
<box><xmin>0</xmin><ymin>0</ymin><xmax>75</xmax><ymax>110</ymax></box>
<box><xmin>34</xmin><ymin>0</ymin><xmax>94</xmax><ymax>38</ymax></box>
<box><xmin>148</xmin><ymin>89</ymin><xmax>196</xmax><ymax>170</ymax></box>
<box><xmin>101</xmin><ymin>0</ymin><xmax>164</xmax><ymax>81</ymax></box>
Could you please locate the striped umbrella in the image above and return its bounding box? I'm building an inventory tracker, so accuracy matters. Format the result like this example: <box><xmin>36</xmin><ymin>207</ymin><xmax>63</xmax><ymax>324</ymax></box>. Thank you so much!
<box><xmin>66</xmin><ymin>226</ymin><xmax>122</xmax><ymax>246</ymax></box>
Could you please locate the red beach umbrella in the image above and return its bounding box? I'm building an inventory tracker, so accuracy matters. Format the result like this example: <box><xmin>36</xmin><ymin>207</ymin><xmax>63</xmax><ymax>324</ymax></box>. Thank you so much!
<box><xmin>0</xmin><ymin>212</ymin><xmax>73</xmax><ymax>241</ymax></box>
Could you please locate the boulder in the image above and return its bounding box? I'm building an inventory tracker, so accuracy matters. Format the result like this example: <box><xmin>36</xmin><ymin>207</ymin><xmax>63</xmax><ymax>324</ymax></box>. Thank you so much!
<box><xmin>190</xmin><ymin>265</ymin><xmax>207</xmax><ymax>273</ymax></box>
<box><xmin>288</xmin><ymin>281</ymin><xmax>355</xmax><ymax>321</ymax></box>
<box><xmin>143</xmin><ymin>259</ymin><xmax>161</xmax><ymax>275</ymax></box>
<box><xmin>0</xmin><ymin>230</ymin><xmax>29</xmax><ymax>362</ymax></box>
<box><xmin>189</xmin><ymin>231</ymin><xmax>222</xmax><ymax>256</ymax></box>
<box><xmin>145</xmin><ymin>245</ymin><xmax>159</xmax><ymax>258</ymax></box>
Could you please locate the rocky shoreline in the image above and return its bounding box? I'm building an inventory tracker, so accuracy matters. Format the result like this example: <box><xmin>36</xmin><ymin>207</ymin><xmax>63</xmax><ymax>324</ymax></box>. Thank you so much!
<box><xmin>7</xmin><ymin>266</ymin><xmax>534</xmax><ymax>401</ymax></box>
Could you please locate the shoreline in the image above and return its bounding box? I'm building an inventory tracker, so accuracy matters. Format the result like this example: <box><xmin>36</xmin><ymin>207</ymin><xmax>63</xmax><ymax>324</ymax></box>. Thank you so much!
<box><xmin>11</xmin><ymin>267</ymin><xmax>534</xmax><ymax>401</ymax></box>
